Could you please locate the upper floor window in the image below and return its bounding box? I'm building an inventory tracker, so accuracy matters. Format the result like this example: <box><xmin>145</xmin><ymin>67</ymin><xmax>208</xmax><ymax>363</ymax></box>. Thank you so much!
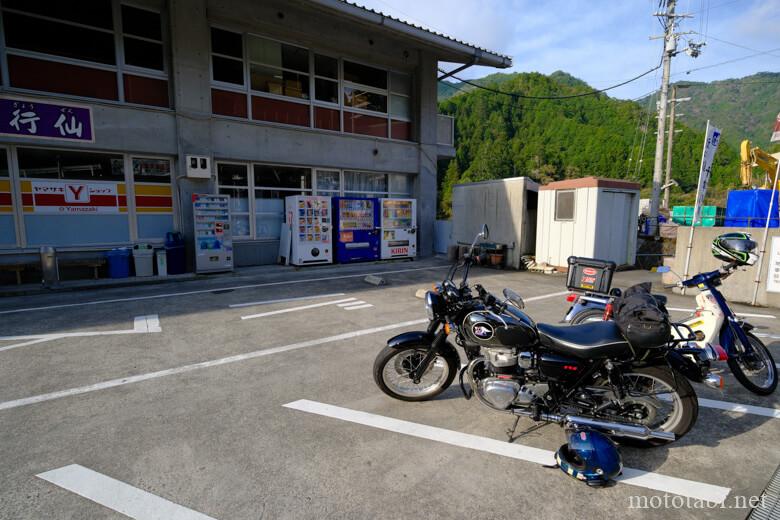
<box><xmin>248</xmin><ymin>36</ymin><xmax>309</xmax><ymax>100</ymax></box>
<box><xmin>1</xmin><ymin>1</ymin><xmax>170</xmax><ymax>107</ymax></box>
<box><xmin>211</xmin><ymin>27</ymin><xmax>244</xmax><ymax>86</ymax></box>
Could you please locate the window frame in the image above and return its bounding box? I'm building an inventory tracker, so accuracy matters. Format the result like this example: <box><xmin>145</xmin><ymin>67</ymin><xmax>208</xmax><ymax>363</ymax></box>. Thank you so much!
<box><xmin>207</xmin><ymin>25</ymin><xmax>415</xmax><ymax>142</ymax></box>
<box><xmin>554</xmin><ymin>189</ymin><xmax>576</xmax><ymax>221</ymax></box>
<box><xmin>0</xmin><ymin>1</ymin><xmax>171</xmax><ymax>106</ymax></box>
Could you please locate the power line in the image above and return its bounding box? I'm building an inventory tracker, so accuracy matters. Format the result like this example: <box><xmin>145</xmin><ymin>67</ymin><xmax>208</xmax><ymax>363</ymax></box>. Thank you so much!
<box><xmin>691</xmin><ymin>32</ymin><xmax>780</xmax><ymax>59</ymax></box>
<box><xmin>671</xmin><ymin>46</ymin><xmax>780</xmax><ymax>76</ymax></box>
<box><xmin>438</xmin><ymin>59</ymin><xmax>662</xmax><ymax>100</ymax></box>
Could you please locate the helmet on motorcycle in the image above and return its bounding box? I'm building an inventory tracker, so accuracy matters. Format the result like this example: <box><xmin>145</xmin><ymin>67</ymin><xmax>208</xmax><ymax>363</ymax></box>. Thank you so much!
<box><xmin>711</xmin><ymin>232</ymin><xmax>758</xmax><ymax>266</ymax></box>
<box><xmin>555</xmin><ymin>429</ymin><xmax>622</xmax><ymax>486</ymax></box>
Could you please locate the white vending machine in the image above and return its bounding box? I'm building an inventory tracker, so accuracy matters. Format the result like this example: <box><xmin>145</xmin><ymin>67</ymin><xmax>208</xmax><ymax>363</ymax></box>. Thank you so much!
<box><xmin>380</xmin><ymin>198</ymin><xmax>417</xmax><ymax>259</ymax></box>
<box><xmin>283</xmin><ymin>195</ymin><xmax>332</xmax><ymax>266</ymax></box>
<box><xmin>192</xmin><ymin>193</ymin><xmax>234</xmax><ymax>273</ymax></box>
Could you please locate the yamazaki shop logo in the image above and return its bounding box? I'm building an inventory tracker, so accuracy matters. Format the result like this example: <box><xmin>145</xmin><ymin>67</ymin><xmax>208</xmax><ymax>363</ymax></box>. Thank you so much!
<box><xmin>64</xmin><ymin>184</ymin><xmax>89</xmax><ymax>204</ymax></box>
<box><xmin>27</xmin><ymin>180</ymin><xmax>124</xmax><ymax>214</ymax></box>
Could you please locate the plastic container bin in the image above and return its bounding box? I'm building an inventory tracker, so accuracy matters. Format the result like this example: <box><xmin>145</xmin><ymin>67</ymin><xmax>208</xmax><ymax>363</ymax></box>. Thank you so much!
<box><xmin>106</xmin><ymin>248</ymin><xmax>131</xmax><ymax>279</ymax></box>
<box><xmin>155</xmin><ymin>249</ymin><xmax>167</xmax><ymax>277</ymax></box>
<box><xmin>133</xmin><ymin>244</ymin><xmax>154</xmax><ymax>277</ymax></box>
<box><xmin>165</xmin><ymin>231</ymin><xmax>186</xmax><ymax>275</ymax></box>
<box><xmin>566</xmin><ymin>256</ymin><xmax>616</xmax><ymax>294</ymax></box>
<box><xmin>671</xmin><ymin>206</ymin><xmax>723</xmax><ymax>226</ymax></box>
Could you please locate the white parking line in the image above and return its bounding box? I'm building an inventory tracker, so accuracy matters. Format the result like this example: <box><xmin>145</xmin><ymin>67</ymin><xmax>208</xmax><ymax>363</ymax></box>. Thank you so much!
<box><xmin>37</xmin><ymin>464</ymin><xmax>215</xmax><ymax>520</ymax></box>
<box><xmin>229</xmin><ymin>292</ymin><xmax>345</xmax><ymax>309</ymax></box>
<box><xmin>283</xmin><ymin>400</ymin><xmax>731</xmax><ymax>504</ymax></box>
<box><xmin>0</xmin><ymin>265</ymin><xmax>449</xmax><ymax>315</ymax></box>
<box><xmin>240</xmin><ymin>298</ymin><xmax>357</xmax><ymax>320</ymax></box>
<box><xmin>524</xmin><ymin>290</ymin><xmax>570</xmax><ymax>302</ymax></box>
<box><xmin>337</xmin><ymin>300</ymin><xmax>365</xmax><ymax>307</ymax></box>
<box><xmin>0</xmin><ymin>315</ymin><xmax>162</xmax><ymax>353</ymax></box>
<box><xmin>698</xmin><ymin>398</ymin><xmax>780</xmax><ymax>419</ymax></box>
<box><xmin>667</xmin><ymin>307</ymin><xmax>776</xmax><ymax>319</ymax></box>
<box><xmin>343</xmin><ymin>304</ymin><xmax>374</xmax><ymax>310</ymax></box>
<box><xmin>0</xmin><ymin>319</ymin><xmax>428</xmax><ymax>412</ymax></box>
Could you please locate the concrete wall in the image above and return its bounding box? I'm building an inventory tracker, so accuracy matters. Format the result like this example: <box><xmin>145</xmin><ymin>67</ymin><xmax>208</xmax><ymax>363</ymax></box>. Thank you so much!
<box><xmin>664</xmin><ymin>226</ymin><xmax>780</xmax><ymax>307</ymax></box>
<box><xmin>451</xmin><ymin>177</ymin><xmax>539</xmax><ymax>269</ymax></box>
<box><xmin>0</xmin><ymin>0</ymin><xmax>449</xmax><ymax>267</ymax></box>
<box><xmin>536</xmin><ymin>187</ymin><xmax>638</xmax><ymax>268</ymax></box>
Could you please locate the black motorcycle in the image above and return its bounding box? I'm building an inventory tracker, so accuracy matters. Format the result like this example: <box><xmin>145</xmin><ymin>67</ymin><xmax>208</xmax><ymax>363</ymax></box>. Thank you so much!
<box><xmin>373</xmin><ymin>225</ymin><xmax>703</xmax><ymax>447</ymax></box>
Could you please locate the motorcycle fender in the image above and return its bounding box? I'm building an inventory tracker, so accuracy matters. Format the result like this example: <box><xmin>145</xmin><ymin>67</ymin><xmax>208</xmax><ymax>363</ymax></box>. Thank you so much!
<box><xmin>665</xmin><ymin>349</ymin><xmax>704</xmax><ymax>382</ymax></box>
<box><xmin>387</xmin><ymin>331</ymin><xmax>434</xmax><ymax>349</ymax></box>
<box><xmin>741</xmin><ymin>321</ymin><xmax>755</xmax><ymax>332</ymax></box>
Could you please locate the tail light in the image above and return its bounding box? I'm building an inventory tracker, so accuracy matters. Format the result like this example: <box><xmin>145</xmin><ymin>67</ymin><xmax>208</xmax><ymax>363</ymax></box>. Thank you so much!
<box><xmin>566</xmin><ymin>293</ymin><xmax>577</xmax><ymax>303</ymax></box>
<box><xmin>603</xmin><ymin>303</ymin><xmax>613</xmax><ymax>320</ymax></box>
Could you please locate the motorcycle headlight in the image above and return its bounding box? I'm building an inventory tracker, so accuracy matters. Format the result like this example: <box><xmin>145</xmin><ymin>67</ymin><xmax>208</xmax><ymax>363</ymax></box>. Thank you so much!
<box><xmin>425</xmin><ymin>291</ymin><xmax>436</xmax><ymax>320</ymax></box>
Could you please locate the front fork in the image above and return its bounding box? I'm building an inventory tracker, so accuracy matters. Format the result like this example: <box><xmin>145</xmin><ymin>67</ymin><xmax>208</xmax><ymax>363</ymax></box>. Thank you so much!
<box><xmin>411</xmin><ymin>320</ymin><xmax>447</xmax><ymax>383</ymax></box>
<box><xmin>722</xmin><ymin>318</ymin><xmax>756</xmax><ymax>358</ymax></box>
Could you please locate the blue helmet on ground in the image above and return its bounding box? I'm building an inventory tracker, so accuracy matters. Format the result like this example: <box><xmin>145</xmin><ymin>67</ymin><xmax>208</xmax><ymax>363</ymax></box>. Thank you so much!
<box><xmin>555</xmin><ymin>429</ymin><xmax>622</xmax><ymax>486</ymax></box>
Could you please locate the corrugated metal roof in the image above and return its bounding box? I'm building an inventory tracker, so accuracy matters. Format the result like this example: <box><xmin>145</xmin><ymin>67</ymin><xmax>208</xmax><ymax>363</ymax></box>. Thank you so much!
<box><xmin>307</xmin><ymin>0</ymin><xmax>512</xmax><ymax>67</ymax></box>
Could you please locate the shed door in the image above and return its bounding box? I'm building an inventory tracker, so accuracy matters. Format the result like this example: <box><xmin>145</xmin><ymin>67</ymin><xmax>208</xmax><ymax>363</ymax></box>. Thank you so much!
<box><xmin>600</xmin><ymin>191</ymin><xmax>633</xmax><ymax>264</ymax></box>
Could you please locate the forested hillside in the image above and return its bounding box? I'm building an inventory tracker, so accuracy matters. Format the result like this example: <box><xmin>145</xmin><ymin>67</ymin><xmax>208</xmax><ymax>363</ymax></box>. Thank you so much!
<box><xmin>437</xmin><ymin>71</ymin><xmax>742</xmax><ymax>217</ymax></box>
<box><xmin>638</xmin><ymin>72</ymin><xmax>780</xmax><ymax>150</ymax></box>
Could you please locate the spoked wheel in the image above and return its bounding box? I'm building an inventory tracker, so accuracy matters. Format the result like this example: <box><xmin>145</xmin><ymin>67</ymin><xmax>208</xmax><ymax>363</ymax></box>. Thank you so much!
<box><xmin>597</xmin><ymin>366</ymin><xmax>698</xmax><ymax>447</ymax></box>
<box><xmin>373</xmin><ymin>344</ymin><xmax>459</xmax><ymax>402</ymax></box>
<box><xmin>728</xmin><ymin>332</ymin><xmax>778</xmax><ymax>395</ymax></box>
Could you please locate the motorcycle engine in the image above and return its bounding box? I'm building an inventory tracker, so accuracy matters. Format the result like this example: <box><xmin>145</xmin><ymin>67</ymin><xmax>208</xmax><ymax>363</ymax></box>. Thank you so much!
<box><xmin>475</xmin><ymin>347</ymin><xmax>540</xmax><ymax>410</ymax></box>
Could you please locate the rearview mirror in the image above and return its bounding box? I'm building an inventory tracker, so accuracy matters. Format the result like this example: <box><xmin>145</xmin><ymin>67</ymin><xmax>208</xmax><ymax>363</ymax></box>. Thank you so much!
<box><xmin>503</xmin><ymin>288</ymin><xmax>524</xmax><ymax>309</ymax></box>
<box><xmin>481</xmin><ymin>224</ymin><xmax>489</xmax><ymax>240</ymax></box>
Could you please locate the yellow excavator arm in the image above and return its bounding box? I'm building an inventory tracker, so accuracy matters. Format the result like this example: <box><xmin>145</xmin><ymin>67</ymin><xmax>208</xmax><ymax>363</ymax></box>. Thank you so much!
<box><xmin>740</xmin><ymin>139</ymin><xmax>780</xmax><ymax>188</ymax></box>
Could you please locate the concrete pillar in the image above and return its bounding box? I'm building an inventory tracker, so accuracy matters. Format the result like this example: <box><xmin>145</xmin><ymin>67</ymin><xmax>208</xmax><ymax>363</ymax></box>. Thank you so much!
<box><xmin>416</xmin><ymin>52</ymin><xmax>438</xmax><ymax>257</ymax></box>
<box><xmin>168</xmin><ymin>0</ymin><xmax>214</xmax><ymax>270</ymax></box>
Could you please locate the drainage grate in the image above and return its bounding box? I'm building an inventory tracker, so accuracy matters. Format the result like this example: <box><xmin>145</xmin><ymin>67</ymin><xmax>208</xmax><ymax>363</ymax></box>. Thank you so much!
<box><xmin>750</xmin><ymin>463</ymin><xmax>780</xmax><ymax>520</ymax></box>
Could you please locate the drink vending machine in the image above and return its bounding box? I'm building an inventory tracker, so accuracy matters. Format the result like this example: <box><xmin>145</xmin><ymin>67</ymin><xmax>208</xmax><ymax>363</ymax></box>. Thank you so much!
<box><xmin>281</xmin><ymin>195</ymin><xmax>332</xmax><ymax>266</ymax></box>
<box><xmin>380</xmin><ymin>198</ymin><xmax>417</xmax><ymax>259</ymax></box>
<box><xmin>192</xmin><ymin>193</ymin><xmax>234</xmax><ymax>273</ymax></box>
<box><xmin>332</xmin><ymin>197</ymin><xmax>379</xmax><ymax>263</ymax></box>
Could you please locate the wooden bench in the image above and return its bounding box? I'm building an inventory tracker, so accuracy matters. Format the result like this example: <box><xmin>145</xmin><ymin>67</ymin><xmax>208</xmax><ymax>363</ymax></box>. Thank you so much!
<box><xmin>58</xmin><ymin>258</ymin><xmax>106</xmax><ymax>280</ymax></box>
<box><xmin>0</xmin><ymin>263</ymin><xmax>28</xmax><ymax>285</ymax></box>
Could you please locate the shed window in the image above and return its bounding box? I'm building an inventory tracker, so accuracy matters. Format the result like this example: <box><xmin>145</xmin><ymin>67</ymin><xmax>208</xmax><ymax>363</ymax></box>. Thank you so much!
<box><xmin>555</xmin><ymin>190</ymin><xmax>575</xmax><ymax>221</ymax></box>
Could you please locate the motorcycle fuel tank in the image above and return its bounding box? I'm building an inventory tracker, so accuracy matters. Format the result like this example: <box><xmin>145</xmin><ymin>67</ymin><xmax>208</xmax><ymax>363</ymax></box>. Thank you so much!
<box><xmin>463</xmin><ymin>308</ymin><xmax>537</xmax><ymax>348</ymax></box>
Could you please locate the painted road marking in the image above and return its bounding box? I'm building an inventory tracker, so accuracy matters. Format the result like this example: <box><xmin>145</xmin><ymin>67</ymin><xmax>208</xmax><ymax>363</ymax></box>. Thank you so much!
<box><xmin>283</xmin><ymin>400</ymin><xmax>731</xmax><ymax>504</ymax></box>
<box><xmin>0</xmin><ymin>265</ymin><xmax>449</xmax><ymax>316</ymax></box>
<box><xmin>338</xmin><ymin>301</ymin><xmax>365</xmax><ymax>307</ymax></box>
<box><xmin>524</xmin><ymin>290</ymin><xmax>570</xmax><ymax>302</ymax></box>
<box><xmin>228</xmin><ymin>292</ymin><xmax>345</xmax><ymax>309</ymax></box>
<box><xmin>698</xmin><ymin>398</ymin><xmax>780</xmax><ymax>419</ymax></box>
<box><xmin>0</xmin><ymin>319</ymin><xmax>428</xmax><ymax>412</ymax></box>
<box><xmin>753</xmin><ymin>332</ymin><xmax>780</xmax><ymax>341</ymax></box>
<box><xmin>667</xmin><ymin>307</ymin><xmax>776</xmax><ymax>319</ymax></box>
<box><xmin>240</xmin><ymin>298</ymin><xmax>357</xmax><ymax>320</ymax></box>
<box><xmin>0</xmin><ymin>315</ymin><xmax>162</xmax><ymax>353</ymax></box>
<box><xmin>343</xmin><ymin>304</ymin><xmax>374</xmax><ymax>310</ymax></box>
<box><xmin>37</xmin><ymin>464</ymin><xmax>215</xmax><ymax>520</ymax></box>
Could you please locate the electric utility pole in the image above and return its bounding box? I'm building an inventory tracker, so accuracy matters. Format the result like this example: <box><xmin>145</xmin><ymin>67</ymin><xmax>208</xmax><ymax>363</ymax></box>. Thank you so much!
<box><xmin>649</xmin><ymin>0</ymin><xmax>676</xmax><ymax>234</ymax></box>
<box><xmin>662</xmin><ymin>84</ymin><xmax>690</xmax><ymax>208</ymax></box>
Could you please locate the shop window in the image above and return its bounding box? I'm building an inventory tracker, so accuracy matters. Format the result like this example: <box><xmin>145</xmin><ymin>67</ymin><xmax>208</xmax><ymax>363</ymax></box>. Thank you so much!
<box><xmin>17</xmin><ymin>147</ymin><xmax>129</xmax><ymax>246</ymax></box>
<box><xmin>217</xmin><ymin>163</ymin><xmax>251</xmax><ymax>238</ymax></box>
<box><xmin>343</xmin><ymin>61</ymin><xmax>387</xmax><ymax>90</ymax></box>
<box><xmin>0</xmin><ymin>149</ymin><xmax>14</xmax><ymax>246</ymax></box>
<box><xmin>555</xmin><ymin>190</ymin><xmax>575</xmax><ymax>221</ymax></box>
<box><xmin>315</xmin><ymin>170</ymin><xmax>340</xmax><ymax>196</ymax></box>
<box><xmin>254</xmin><ymin>165</ymin><xmax>311</xmax><ymax>191</ymax></box>
<box><xmin>3</xmin><ymin>12</ymin><xmax>116</xmax><ymax>65</ymax></box>
<box><xmin>388</xmin><ymin>174</ymin><xmax>413</xmax><ymax>196</ymax></box>
<box><xmin>253</xmin><ymin>165</ymin><xmax>311</xmax><ymax>240</ymax></box>
<box><xmin>211</xmin><ymin>28</ymin><xmax>244</xmax><ymax>85</ymax></box>
<box><xmin>133</xmin><ymin>157</ymin><xmax>173</xmax><ymax>239</ymax></box>
<box><xmin>344</xmin><ymin>171</ymin><xmax>388</xmax><ymax>195</ymax></box>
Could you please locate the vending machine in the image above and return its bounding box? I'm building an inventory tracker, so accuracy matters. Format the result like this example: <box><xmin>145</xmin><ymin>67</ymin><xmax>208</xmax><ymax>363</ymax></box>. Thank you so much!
<box><xmin>192</xmin><ymin>193</ymin><xmax>234</xmax><ymax>273</ymax></box>
<box><xmin>283</xmin><ymin>195</ymin><xmax>332</xmax><ymax>266</ymax></box>
<box><xmin>380</xmin><ymin>198</ymin><xmax>417</xmax><ymax>259</ymax></box>
<box><xmin>332</xmin><ymin>197</ymin><xmax>379</xmax><ymax>263</ymax></box>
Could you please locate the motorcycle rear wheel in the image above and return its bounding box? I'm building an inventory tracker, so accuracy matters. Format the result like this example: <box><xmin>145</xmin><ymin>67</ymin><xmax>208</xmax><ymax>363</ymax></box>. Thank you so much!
<box><xmin>373</xmin><ymin>344</ymin><xmax>460</xmax><ymax>402</ymax></box>
<box><xmin>570</xmin><ymin>308</ymin><xmax>606</xmax><ymax>325</ymax></box>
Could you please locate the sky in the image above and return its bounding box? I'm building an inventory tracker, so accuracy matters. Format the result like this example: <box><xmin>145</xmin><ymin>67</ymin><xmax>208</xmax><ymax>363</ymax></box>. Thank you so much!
<box><xmin>354</xmin><ymin>0</ymin><xmax>780</xmax><ymax>100</ymax></box>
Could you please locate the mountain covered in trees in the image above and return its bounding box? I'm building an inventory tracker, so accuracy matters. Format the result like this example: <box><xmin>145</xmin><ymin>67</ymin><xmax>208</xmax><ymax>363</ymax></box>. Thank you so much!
<box><xmin>437</xmin><ymin>71</ymin><xmax>747</xmax><ymax>217</ymax></box>
<box><xmin>637</xmin><ymin>72</ymin><xmax>780</xmax><ymax>150</ymax></box>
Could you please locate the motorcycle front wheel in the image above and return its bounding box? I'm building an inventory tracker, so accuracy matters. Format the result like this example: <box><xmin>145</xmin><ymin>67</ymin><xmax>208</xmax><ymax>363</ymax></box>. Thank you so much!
<box><xmin>728</xmin><ymin>332</ymin><xmax>778</xmax><ymax>395</ymax></box>
<box><xmin>373</xmin><ymin>344</ymin><xmax>460</xmax><ymax>401</ymax></box>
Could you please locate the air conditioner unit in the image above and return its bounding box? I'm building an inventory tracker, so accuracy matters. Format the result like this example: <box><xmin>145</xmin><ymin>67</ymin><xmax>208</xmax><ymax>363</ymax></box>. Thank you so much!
<box><xmin>186</xmin><ymin>155</ymin><xmax>211</xmax><ymax>179</ymax></box>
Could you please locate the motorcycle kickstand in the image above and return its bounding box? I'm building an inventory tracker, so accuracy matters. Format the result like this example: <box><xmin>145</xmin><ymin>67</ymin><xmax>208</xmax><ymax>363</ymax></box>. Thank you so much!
<box><xmin>506</xmin><ymin>416</ymin><xmax>548</xmax><ymax>444</ymax></box>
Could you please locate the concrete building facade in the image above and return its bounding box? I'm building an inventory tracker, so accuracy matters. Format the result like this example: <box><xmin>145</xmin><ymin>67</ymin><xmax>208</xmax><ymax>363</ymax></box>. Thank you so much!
<box><xmin>0</xmin><ymin>0</ymin><xmax>510</xmax><ymax>275</ymax></box>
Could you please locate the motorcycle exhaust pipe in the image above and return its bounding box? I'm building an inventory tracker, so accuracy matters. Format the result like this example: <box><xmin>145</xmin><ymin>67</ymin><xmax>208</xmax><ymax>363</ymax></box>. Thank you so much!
<box><xmin>511</xmin><ymin>409</ymin><xmax>675</xmax><ymax>442</ymax></box>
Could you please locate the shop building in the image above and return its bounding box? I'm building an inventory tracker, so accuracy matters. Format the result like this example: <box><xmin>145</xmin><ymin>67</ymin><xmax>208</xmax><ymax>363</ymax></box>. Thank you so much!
<box><xmin>0</xmin><ymin>0</ymin><xmax>510</xmax><ymax>276</ymax></box>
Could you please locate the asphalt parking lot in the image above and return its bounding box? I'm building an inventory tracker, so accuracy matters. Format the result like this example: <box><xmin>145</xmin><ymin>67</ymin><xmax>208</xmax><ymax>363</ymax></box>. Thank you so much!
<box><xmin>0</xmin><ymin>258</ymin><xmax>779</xmax><ymax>519</ymax></box>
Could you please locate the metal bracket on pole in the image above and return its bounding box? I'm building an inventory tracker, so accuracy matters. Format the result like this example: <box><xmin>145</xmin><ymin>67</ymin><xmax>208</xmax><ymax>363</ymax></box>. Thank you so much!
<box><xmin>437</xmin><ymin>58</ymin><xmax>478</xmax><ymax>81</ymax></box>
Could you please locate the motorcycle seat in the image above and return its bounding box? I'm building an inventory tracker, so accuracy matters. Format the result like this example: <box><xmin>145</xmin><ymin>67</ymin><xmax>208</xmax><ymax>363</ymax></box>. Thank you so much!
<box><xmin>537</xmin><ymin>321</ymin><xmax>631</xmax><ymax>359</ymax></box>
